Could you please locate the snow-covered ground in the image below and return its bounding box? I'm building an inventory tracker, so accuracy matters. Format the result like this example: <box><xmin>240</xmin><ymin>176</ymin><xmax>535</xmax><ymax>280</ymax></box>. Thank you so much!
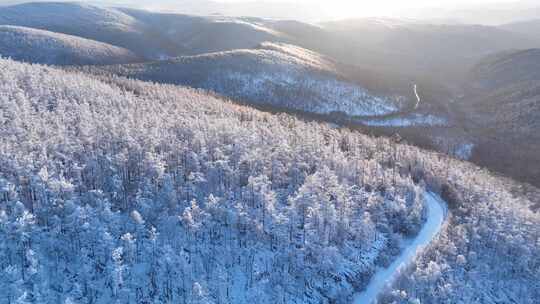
<box><xmin>0</xmin><ymin>25</ymin><xmax>138</xmax><ymax>65</ymax></box>
<box><xmin>0</xmin><ymin>2</ymin><xmax>139</xmax><ymax>34</ymax></box>
<box><xmin>96</xmin><ymin>43</ymin><xmax>407</xmax><ymax>118</ymax></box>
<box><xmin>354</xmin><ymin>192</ymin><xmax>447</xmax><ymax>304</ymax></box>
<box><xmin>454</xmin><ymin>143</ymin><xmax>475</xmax><ymax>160</ymax></box>
<box><xmin>360</xmin><ymin>114</ymin><xmax>448</xmax><ymax>127</ymax></box>
<box><xmin>207</xmin><ymin>69</ymin><xmax>402</xmax><ymax>117</ymax></box>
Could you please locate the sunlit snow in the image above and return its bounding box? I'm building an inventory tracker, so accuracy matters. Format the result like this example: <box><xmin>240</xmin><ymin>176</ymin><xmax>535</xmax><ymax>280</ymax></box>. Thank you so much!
<box><xmin>354</xmin><ymin>192</ymin><xmax>447</xmax><ymax>304</ymax></box>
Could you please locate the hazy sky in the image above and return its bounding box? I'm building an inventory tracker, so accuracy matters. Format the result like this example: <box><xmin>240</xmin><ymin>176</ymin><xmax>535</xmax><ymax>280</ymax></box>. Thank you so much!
<box><xmin>1</xmin><ymin>0</ymin><xmax>532</xmax><ymax>23</ymax></box>
<box><xmin>214</xmin><ymin>0</ymin><xmax>522</xmax><ymax>18</ymax></box>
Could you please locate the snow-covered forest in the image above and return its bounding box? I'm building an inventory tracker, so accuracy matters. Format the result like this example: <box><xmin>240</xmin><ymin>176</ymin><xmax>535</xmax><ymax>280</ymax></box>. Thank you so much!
<box><xmin>88</xmin><ymin>43</ymin><xmax>407</xmax><ymax>118</ymax></box>
<box><xmin>0</xmin><ymin>25</ymin><xmax>139</xmax><ymax>66</ymax></box>
<box><xmin>0</xmin><ymin>58</ymin><xmax>538</xmax><ymax>303</ymax></box>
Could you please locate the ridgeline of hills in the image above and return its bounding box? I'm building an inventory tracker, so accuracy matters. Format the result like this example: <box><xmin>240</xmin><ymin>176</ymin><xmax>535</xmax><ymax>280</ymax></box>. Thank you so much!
<box><xmin>317</xmin><ymin>18</ymin><xmax>539</xmax><ymax>83</ymax></box>
<box><xmin>84</xmin><ymin>42</ymin><xmax>411</xmax><ymax>118</ymax></box>
<box><xmin>500</xmin><ymin>18</ymin><xmax>540</xmax><ymax>43</ymax></box>
<box><xmin>469</xmin><ymin>48</ymin><xmax>540</xmax><ymax>90</ymax></box>
<box><xmin>461</xmin><ymin>49</ymin><xmax>540</xmax><ymax>185</ymax></box>
<box><xmin>0</xmin><ymin>2</ymin><xmax>287</xmax><ymax>59</ymax></box>
<box><xmin>0</xmin><ymin>25</ymin><xmax>139</xmax><ymax>65</ymax></box>
<box><xmin>2</xmin><ymin>2</ymin><xmax>539</xmax><ymax>82</ymax></box>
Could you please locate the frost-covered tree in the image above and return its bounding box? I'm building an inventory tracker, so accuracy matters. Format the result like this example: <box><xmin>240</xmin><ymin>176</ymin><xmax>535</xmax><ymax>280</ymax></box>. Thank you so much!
<box><xmin>0</xmin><ymin>58</ymin><xmax>537</xmax><ymax>304</ymax></box>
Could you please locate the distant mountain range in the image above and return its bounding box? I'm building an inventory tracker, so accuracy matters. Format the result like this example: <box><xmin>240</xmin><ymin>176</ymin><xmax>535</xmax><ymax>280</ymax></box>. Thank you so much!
<box><xmin>3</xmin><ymin>0</ymin><xmax>540</xmax><ymax>25</ymax></box>
<box><xmin>0</xmin><ymin>0</ymin><xmax>331</xmax><ymax>22</ymax></box>
<box><xmin>2</xmin><ymin>2</ymin><xmax>539</xmax><ymax>83</ymax></box>
<box><xmin>500</xmin><ymin>19</ymin><xmax>540</xmax><ymax>43</ymax></box>
<box><xmin>318</xmin><ymin>17</ymin><xmax>540</xmax><ymax>84</ymax></box>
<box><xmin>0</xmin><ymin>3</ymin><xmax>294</xmax><ymax>59</ymax></box>
<box><xmin>0</xmin><ymin>2</ymin><xmax>172</xmax><ymax>59</ymax></box>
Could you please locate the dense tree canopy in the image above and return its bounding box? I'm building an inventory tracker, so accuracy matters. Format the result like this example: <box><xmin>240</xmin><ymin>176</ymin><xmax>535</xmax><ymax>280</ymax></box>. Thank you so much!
<box><xmin>0</xmin><ymin>58</ymin><xmax>538</xmax><ymax>303</ymax></box>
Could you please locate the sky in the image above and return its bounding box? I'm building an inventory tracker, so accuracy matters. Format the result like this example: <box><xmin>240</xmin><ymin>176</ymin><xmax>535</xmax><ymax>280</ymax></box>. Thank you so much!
<box><xmin>0</xmin><ymin>0</ymin><xmax>533</xmax><ymax>23</ymax></box>
<box><xmin>214</xmin><ymin>0</ymin><xmax>523</xmax><ymax>19</ymax></box>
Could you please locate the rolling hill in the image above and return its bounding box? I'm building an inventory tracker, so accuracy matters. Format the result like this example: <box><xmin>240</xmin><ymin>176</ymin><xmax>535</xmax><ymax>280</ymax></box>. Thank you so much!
<box><xmin>468</xmin><ymin>48</ymin><xmax>540</xmax><ymax>90</ymax></box>
<box><xmin>116</xmin><ymin>8</ymin><xmax>286</xmax><ymax>56</ymax></box>
<box><xmin>317</xmin><ymin>18</ymin><xmax>540</xmax><ymax>84</ymax></box>
<box><xmin>90</xmin><ymin>42</ymin><xmax>412</xmax><ymax>118</ymax></box>
<box><xmin>500</xmin><ymin>18</ymin><xmax>540</xmax><ymax>43</ymax></box>
<box><xmin>0</xmin><ymin>2</ymin><xmax>163</xmax><ymax>58</ymax></box>
<box><xmin>0</xmin><ymin>2</ymin><xmax>289</xmax><ymax>59</ymax></box>
<box><xmin>4</xmin><ymin>2</ymin><xmax>536</xmax><ymax>88</ymax></box>
<box><xmin>461</xmin><ymin>49</ymin><xmax>540</xmax><ymax>186</ymax></box>
<box><xmin>466</xmin><ymin>48</ymin><xmax>540</xmax><ymax>137</ymax></box>
<box><xmin>0</xmin><ymin>25</ymin><xmax>139</xmax><ymax>65</ymax></box>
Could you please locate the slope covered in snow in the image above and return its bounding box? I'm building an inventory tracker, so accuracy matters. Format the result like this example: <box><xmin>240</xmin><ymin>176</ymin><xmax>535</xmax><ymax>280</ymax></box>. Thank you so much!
<box><xmin>0</xmin><ymin>57</ymin><xmax>538</xmax><ymax>304</ymax></box>
<box><xmin>360</xmin><ymin>114</ymin><xmax>448</xmax><ymax>128</ymax></box>
<box><xmin>117</xmin><ymin>8</ymin><xmax>287</xmax><ymax>56</ymax></box>
<box><xmin>93</xmin><ymin>43</ymin><xmax>407</xmax><ymax>117</ymax></box>
<box><xmin>0</xmin><ymin>3</ymin><xmax>290</xmax><ymax>59</ymax></box>
<box><xmin>0</xmin><ymin>57</ymin><xmax>425</xmax><ymax>303</ymax></box>
<box><xmin>0</xmin><ymin>25</ymin><xmax>139</xmax><ymax>65</ymax></box>
<box><xmin>0</xmin><ymin>2</ymin><xmax>180</xmax><ymax>59</ymax></box>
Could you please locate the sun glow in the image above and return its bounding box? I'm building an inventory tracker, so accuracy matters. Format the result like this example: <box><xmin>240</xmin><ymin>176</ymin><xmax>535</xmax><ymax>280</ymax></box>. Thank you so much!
<box><xmin>323</xmin><ymin>1</ymin><xmax>398</xmax><ymax>19</ymax></box>
<box><xmin>216</xmin><ymin>0</ymin><xmax>522</xmax><ymax>20</ymax></box>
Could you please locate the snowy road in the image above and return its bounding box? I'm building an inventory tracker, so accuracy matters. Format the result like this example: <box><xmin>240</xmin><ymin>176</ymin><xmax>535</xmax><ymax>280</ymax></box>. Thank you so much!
<box><xmin>353</xmin><ymin>192</ymin><xmax>447</xmax><ymax>304</ymax></box>
<box><xmin>413</xmin><ymin>84</ymin><xmax>421</xmax><ymax>109</ymax></box>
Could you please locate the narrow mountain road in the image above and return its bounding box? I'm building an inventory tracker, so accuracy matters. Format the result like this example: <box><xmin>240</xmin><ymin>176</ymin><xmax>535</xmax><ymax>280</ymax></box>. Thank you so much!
<box><xmin>353</xmin><ymin>192</ymin><xmax>447</xmax><ymax>304</ymax></box>
<box><xmin>413</xmin><ymin>84</ymin><xmax>421</xmax><ymax>109</ymax></box>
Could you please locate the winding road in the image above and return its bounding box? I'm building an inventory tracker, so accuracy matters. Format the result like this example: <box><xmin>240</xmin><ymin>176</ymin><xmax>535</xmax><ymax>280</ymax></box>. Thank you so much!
<box><xmin>413</xmin><ymin>84</ymin><xmax>421</xmax><ymax>109</ymax></box>
<box><xmin>353</xmin><ymin>192</ymin><xmax>447</xmax><ymax>304</ymax></box>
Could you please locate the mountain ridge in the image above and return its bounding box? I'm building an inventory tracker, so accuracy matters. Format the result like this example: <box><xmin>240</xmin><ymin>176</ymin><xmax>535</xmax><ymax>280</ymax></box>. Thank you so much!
<box><xmin>0</xmin><ymin>25</ymin><xmax>139</xmax><ymax>65</ymax></box>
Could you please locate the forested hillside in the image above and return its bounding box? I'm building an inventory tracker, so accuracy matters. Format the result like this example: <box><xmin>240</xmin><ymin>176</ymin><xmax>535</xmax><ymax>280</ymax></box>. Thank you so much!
<box><xmin>0</xmin><ymin>25</ymin><xmax>139</xmax><ymax>65</ymax></box>
<box><xmin>457</xmin><ymin>49</ymin><xmax>540</xmax><ymax>186</ymax></box>
<box><xmin>0</xmin><ymin>2</ymin><xmax>289</xmax><ymax>59</ymax></box>
<box><xmin>0</xmin><ymin>2</ymin><xmax>160</xmax><ymax>58</ymax></box>
<box><xmin>87</xmin><ymin>43</ymin><xmax>409</xmax><ymax>118</ymax></box>
<box><xmin>0</xmin><ymin>58</ymin><xmax>538</xmax><ymax>303</ymax></box>
<box><xmin>469</xmin><ymin>49</ymin><xmax>540</xmax><ymax>90</ymax></box>
<box><xmin>117</xmin><ymin>8</ymin><xmax>286</xmax><ymax>56</ymax></box>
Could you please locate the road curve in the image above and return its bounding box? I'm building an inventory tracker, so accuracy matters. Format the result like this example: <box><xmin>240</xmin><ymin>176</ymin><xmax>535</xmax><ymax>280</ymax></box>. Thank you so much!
<box><xmin>353</xmin><ymin>192</ymin><xmax>447</xmax><ymax>304</ymax></box>
<box><xmin>413</xmin><ymin>84</ymin><xmax>421</xmax><ymax>109</ymax></box>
